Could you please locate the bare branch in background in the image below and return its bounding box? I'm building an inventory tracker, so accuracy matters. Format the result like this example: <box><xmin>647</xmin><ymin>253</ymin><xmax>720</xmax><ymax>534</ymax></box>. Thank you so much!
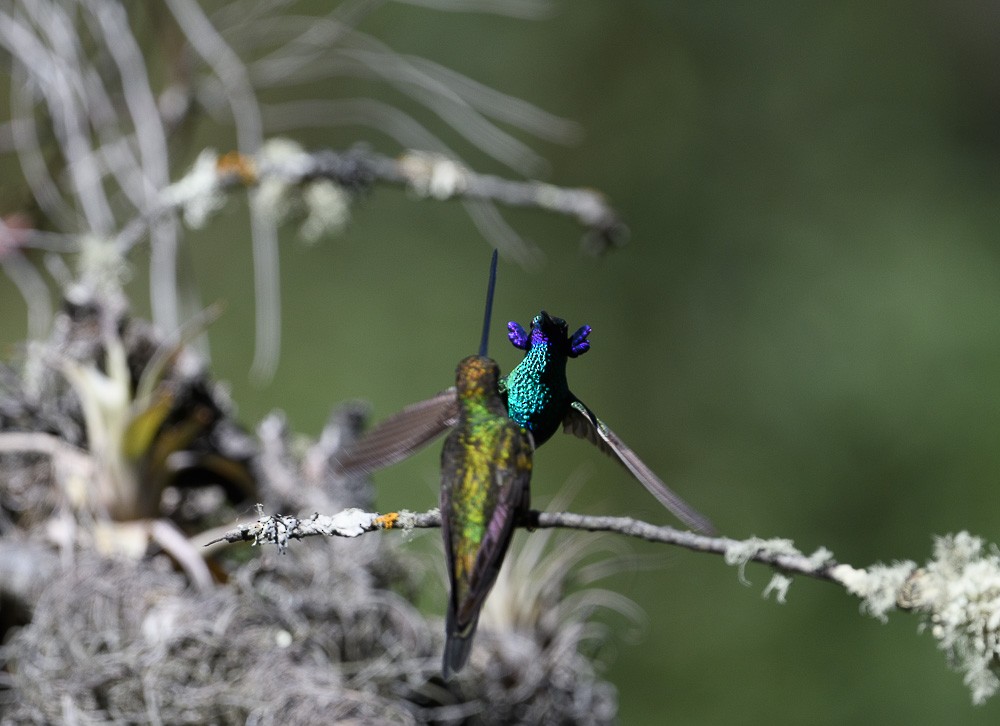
<box><xmin>0</xmin><ymin>0</ymin><xmax>614</xmax><ymax>381</ymax></box>
<box><xmin>148</xmin><ymin>144</ymin><xmax>626</xmax><ymax>261</ymax></box>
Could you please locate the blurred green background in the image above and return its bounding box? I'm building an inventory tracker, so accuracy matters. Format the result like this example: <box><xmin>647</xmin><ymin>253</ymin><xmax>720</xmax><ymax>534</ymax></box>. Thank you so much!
<box><xmin>5</xmin><ymin>1</ymin><xmax>1000</xmax><ymax>723</ymax></box>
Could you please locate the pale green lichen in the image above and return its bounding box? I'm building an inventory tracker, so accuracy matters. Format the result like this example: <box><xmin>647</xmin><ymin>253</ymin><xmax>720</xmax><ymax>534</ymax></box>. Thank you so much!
<box><xmin>398</xmin><ymin>151</ymin><xmax>468</xmax><ymax>200</ymax></box>
<box><xmin>395</xmin><ymin>508</ymin><xmax>434</xmax><ymax>531</ymax></box>
<box><xmin>724</xmin><ymin>537</ymin><xmax>801</xmax><ymax>585</ymax></box>
<box><xmin>300</xmin><ymin>180</ymin><xmax>350</xmax><ymax>241</ymax></box>
<box><xmin>326</xmin><ymin>508</ymin><xmax>375</xmax><ymax>537</ymax></box>
<box><xmin>763</xmin><ymin>573</ymin><xmax>793</xmax><ymax>603</ymax></box>
<box><xmin>806</xmin><ymin>546</ymin><xmax>835</xmax><ymax>569</ymax></box>
<box><xmin>254</xmin><ymin>139</ymin><xmax>351</xmax><ymax>241</ymax></box>
<box><xmin>833</xmin><ymin>532</ymin><xmax>1000</xmax><ymax>705</ymax></box>
<box><xmin>163</xmin><ymin>150</ymin><xmax>227</xmax><ymax>228</ymax></box>
<box><xmin>908</xmin><ymin>533</ymin><xmax>1000</xmax><ymax>705</ymax></box>
<box><xmin>831</xmin><ymin>561</ymin><xmax>916</xmax><ymax>622</ymax></box>
<box><xmin>253</xmin><ymin>139</ymin><xmax>303</xmax><ymax>225</ymax></box>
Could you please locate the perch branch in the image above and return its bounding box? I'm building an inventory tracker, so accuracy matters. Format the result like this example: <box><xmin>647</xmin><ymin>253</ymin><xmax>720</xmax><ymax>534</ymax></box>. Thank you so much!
<box><xmin>206</xmin><ymin>505</ymin><xmax>867</xmax><ymax>589</ymax></box>
<box><xmin>207</xmin><ymin>505</ymin><xmax>1000</xmax><ymax>705</ymax></box>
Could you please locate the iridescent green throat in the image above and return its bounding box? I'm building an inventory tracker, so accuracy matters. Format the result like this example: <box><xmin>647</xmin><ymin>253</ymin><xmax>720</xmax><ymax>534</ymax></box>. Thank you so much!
<box><xmin>500</xmin><ymin>342</ymin><xmax>570</xmax><ymax>446</ymax></box>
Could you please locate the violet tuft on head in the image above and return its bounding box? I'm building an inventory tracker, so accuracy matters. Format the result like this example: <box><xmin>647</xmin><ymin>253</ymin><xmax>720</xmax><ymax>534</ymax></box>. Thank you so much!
<box><xmin>507</xmin><ymin>321</ymin><xmax>530</xmax><ymax>350</ymax></box>
<box><xmin>507</xmin><ymin>311</ymin><xmax>592</xmax><ymax>357</ymax></box>
<box><xmin>568</xmin><ymin>325</ymin><xmax>591</xmax><ymax>358</ymax></box>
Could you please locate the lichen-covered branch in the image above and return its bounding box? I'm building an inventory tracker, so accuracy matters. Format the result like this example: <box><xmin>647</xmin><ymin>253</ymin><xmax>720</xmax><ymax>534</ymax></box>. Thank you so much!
<box><xmin>0</xmin><ymin>0</ymin><xmax>618</xmax><ymax>383</ymax></box>
<box><xmin>210</xmin><ymin>506</ymin><xmax>1000</xmax><ymax>706</ymax></box>
<box><xmin>206</xmin><ymin>506</ymin><xmax>851</xmax><ymax>585</ymax></box>
<box><xmin>132</xmin><ymin>143</ymin><xmax>626</xmax><ymax>255</ymax></box>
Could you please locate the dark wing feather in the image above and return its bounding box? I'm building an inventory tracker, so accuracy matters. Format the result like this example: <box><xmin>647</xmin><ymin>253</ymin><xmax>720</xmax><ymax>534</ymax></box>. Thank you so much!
<box><xmin>441</xmin><ymin>424</ymin><xmax>532</xmax><ymax>678</ymax></box>
<box><xmin>333</xmin><ymin>388</ymin><xmax>459</xmax><ymax>476</ymax></box>
<box><xmin>440</xmin><ymin>428</ymin><xmax>470</xmax><ymax>679</ymax></box>
<box><xmin>459</xmin><ymin>428</ymin><xmax>532</xmax><ymax>626</ymax></box>
<box><xmin>563</xmin><ymin>400</ymin><xmax>716</xmax><ymax>535</ymax></box>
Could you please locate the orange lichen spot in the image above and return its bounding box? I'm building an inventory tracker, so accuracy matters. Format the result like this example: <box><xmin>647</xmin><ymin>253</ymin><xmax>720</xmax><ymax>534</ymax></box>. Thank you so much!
<box><xmin>216</xmin><ymin>151</ymin><xmax>258</xmax><ymax>185</ymax></box>
<box><xmin>374</xmin><ymin>512</ymin><xmax>400</xmax><ymax>529</ymax></box>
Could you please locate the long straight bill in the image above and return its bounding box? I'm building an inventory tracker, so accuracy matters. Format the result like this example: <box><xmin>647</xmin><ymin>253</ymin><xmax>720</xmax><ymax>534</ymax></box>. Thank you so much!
<box><xmin>478</xmin><ymin>248</ymin><xmax>499</xmax><ymax>358</ymax></box>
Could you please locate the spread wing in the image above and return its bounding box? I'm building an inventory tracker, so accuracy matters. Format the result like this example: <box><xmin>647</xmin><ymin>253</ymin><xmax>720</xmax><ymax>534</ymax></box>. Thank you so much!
<box><xmin>563</xmin><ymin>400</ymin><xmax>715</xmax><ymax>534</ymax></box>
<box><xmin>333</xmin><ymin>388</ymin><xmax>459</xmax><ymax>476</ymax></box>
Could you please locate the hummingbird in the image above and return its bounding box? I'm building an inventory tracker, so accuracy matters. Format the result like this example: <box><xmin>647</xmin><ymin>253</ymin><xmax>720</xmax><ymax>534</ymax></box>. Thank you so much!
<box><xmin>439</xmin><ymin>249</ymin><xmax>534</xmax><ymax>678</ymax></box>
<box><xmin>335</xmin><ymin>307</ymin><xmax>712</xmax><ymax>534</ymax></box>
<box><xmin>498</xmin><ymin>311</ymin><xmax>713</xmax><ymax>534</ymax></box>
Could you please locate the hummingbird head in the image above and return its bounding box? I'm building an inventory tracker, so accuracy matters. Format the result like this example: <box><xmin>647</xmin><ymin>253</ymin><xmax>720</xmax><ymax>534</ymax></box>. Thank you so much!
<box><xmin>455</xmin><ymin>355</ymin><xmax>502</xmax><ymax>397</ymax></box>
<box><xmin>507</xmin><ymin>310</ymin><xmax>591</xmax><ymax>358</ymax></box>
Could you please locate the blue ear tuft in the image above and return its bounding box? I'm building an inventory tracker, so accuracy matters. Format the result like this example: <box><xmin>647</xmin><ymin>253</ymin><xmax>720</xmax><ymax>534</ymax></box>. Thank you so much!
<box><xmin>507</xmin><ymin>321</ymin><xmax>530</xmax><ymax>350</ymax></box>
<box><xmin>568</xmin><ymin>325</ymin><xmax>592</xmax><ymax>358</ymax></box>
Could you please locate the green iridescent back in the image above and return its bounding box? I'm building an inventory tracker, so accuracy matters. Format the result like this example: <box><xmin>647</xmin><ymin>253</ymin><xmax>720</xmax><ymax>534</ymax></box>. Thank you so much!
<box><xmin>442</xmin><ymin>355</ymin><xmax>532</xmax><ymax>621</ymax></box>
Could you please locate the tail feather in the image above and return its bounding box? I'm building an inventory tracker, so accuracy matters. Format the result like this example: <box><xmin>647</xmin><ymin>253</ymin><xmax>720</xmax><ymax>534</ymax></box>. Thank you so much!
<box><xmin>442</xmin><ymin>632</ymin><xmax>474</xmax><ymax>680</ymax></box>
<box><xmin>442</xmin><ymin>606</ymin><xmax>479</xmax><ymax>680</ymax></box>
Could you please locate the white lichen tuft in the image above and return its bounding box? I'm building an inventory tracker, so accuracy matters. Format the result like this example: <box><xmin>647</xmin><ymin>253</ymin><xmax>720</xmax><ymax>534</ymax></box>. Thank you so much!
<box><xmin>398</xmin><ymin>151</ymin><xmax>468</xmax><ymax>200</ymax></box>
<box><xmin>254</xmin><ymin>139</ymin><xmax>351</xmax><ymax>242</ymax></box>
<box><xmin>763</xmin><ymin>573</ymin><xmax>793</xmax><ymax>603</ymax></box>
<box><xmin>831</xmin><ymin>532</ymin><xmax>1000</xmax><ymax>704</ymax></box>
<box><xmin>902</xmin><ymin>532</ymin><xmax>1000</xmax><ymax>704</ymax></box>
<box><xmin>325</xmin><ymin>508</ymin><xmax>375</xmax><ymax>537</ymax></box>
<box><xmin>806</xmin><ymin>546</ymin><xmax>835</xmax><ymax>570</ymax></box>
<box><xmin>724</xmin><ymin>537</ymin><xmax>802</xmax><ymax>585</ymax></box>
<box><xmin>257</xmin><ymin>138</ymin><xmax>313</xmax><ymax>179</ymax></box>
<box><xmin>300</xmin><ymin>180</ymin><xmax>350</xmax><ymax>242</ymax></box>
<box><xmin>831</xmin><ymin>561</ymin><xmax>916</xmax><ymax>622</ymax></box>
<box><xmin>254</xmin><ymin>139</ymin><xmax>306</xmax><ymax>225</ymax></box>
<box><xmin>163</xmin><ymin>150</ymin><xmax>227</xmax><ymax>228</ymax></box>
<box><xmin>395</xmin><ymin>508</ymin><xmax>436</xmax><ymax>531</ymax></box>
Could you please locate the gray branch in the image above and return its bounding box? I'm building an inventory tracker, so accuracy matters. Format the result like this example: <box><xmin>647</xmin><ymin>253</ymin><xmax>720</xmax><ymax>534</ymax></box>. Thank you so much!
<box><xmin>207</xmin><ymin>505</ymin><xmax>857</xmax><ymax>589</ymax></box>
<box><xmin>208</xmin><ymin>504</ymin><xmax>1000</xmax><ymax>705</ymax></box>
<box><xmin>291</xmin><ymin>148</ymin><xmax>626</xmax><ymax>246</ymax></box>
<box><xmin>138</xmin><ymin>145</ymin><xmax>627</xmax><ymax>256</ymax></box>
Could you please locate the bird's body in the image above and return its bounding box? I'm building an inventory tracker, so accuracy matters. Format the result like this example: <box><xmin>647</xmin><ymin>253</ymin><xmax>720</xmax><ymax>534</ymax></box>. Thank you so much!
<box><xmin>501</xmin><ymin>311</ymin><xmax>714</xmax><ymax>534</ymax></box>
<box><xmin>500</xmin><ymin>311</ymin><xmax>590</xmax><ymax>446</ymax></box>
<box><xmin>335</xmin><ymin>310</ymin><xmax>714</xmax><ymax>535</ymax></box>
<box><xmin>441</xmin><ymin>355</ymin><xmax>533</xmax><ymax>678</ymax></box>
